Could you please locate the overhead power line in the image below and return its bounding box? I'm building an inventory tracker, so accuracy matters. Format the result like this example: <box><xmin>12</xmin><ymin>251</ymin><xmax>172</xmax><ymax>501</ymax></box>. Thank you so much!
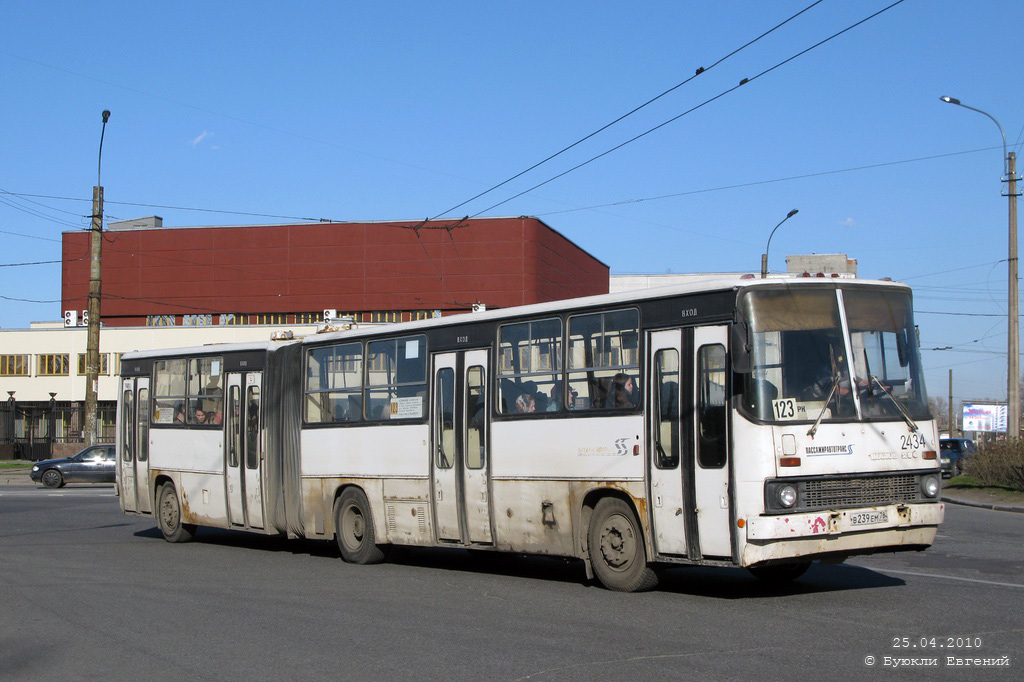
<box><xmin>461</xmin><ymin>0</ymin><xmax>909</xmax><ymax>219</ymax></box>
<box><xmin>429</xmin><ymin>0</ymin><xmax>828</xmax><ymax>220</ymax></box>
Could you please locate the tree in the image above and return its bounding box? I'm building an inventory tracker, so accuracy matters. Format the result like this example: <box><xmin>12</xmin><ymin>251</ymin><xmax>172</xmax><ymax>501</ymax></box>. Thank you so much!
<box><xmin>929</xmin><ymin>396</ymin><xmax>949</xmax><ymax>433</ymax></box>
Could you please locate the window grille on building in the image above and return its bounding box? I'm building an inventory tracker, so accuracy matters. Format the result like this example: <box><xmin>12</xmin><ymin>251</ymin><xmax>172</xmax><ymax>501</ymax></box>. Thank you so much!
<box><xmin>0</xmin><ymin>354</ymin><xmax>30</xmax><ymax>376</ymax></box>
<box><xmin>77</xmin><ymin>353</ymin><xmax>110</xmax><ymax>376</ymax></box>
<box><xmin>37</xmin><ymin>354</ymin><xmax>70</xmax><ymax>376</ymax></box>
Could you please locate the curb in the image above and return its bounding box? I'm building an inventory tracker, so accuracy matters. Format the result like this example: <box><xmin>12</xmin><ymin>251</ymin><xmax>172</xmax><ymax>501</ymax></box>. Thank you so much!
<box><xmin>942</xmin><ymin>494</ymin><xmax>1024</xmax><ymax>514</ymax></box>
<box><xmin>0</xmin><ymin>469</ymin><xmax>33</xmax><ymax>486</ymax></box>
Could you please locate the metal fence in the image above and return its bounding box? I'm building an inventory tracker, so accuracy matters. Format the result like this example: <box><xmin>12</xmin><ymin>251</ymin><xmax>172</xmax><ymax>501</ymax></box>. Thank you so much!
<box><xmin>0</xmin><ymin>400</ymin><xmax>116</xmax><ymax>461</ymax></box>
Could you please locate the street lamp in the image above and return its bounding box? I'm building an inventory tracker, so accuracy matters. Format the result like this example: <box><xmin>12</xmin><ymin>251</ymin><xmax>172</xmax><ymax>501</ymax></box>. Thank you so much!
<box><xmin>84</xmin><ymin>110</ymin><xmax>110</xmax><ymax>446</ymax></box>
<box><xmin>940</xmin><ymin>96</ymin><xmax>1021</xmax><ymax>437</ymax></box>
<box><xmin>761</xmin><ymin>209</ymin><xmax>799</xmax><ymax>278</ymax></box>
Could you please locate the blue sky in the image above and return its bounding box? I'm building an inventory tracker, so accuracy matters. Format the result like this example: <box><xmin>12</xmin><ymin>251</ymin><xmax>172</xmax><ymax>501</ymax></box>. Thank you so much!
<box><xmin>1</xmin><ymin>1</ymin><xmax>1021</xmax><ymax>403</ymax></box>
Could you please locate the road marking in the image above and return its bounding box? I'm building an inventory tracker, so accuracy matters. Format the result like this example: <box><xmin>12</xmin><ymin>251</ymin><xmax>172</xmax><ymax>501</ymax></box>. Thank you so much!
<box><xmin>881</xmin><ymin>568</ymin><xmax>1024</xmax><ymax>589</ymax></box>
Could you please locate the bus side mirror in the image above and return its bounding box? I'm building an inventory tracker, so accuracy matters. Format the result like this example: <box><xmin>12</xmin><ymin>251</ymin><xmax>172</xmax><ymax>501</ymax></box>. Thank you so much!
<box><xmin>731</xmin><ymin>322</ymin><xmax>751</xmax><ymax>374</ymax></box>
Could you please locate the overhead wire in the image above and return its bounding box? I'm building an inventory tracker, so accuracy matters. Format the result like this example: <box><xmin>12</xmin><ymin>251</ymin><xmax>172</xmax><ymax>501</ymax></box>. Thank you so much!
<box><xmin>428</xmin><ymin>0</ymin><xmax>829</xmax><ymax>220</ymax></box>
<box><xmin>537</xmin><ymin>147</ymin><xmax>1002</xmax><ymax>217</ymax></box>
<box><xmin>462</xmin><ymin>0</ymin><xmax>909</xmax><ymax>219</ymax></box>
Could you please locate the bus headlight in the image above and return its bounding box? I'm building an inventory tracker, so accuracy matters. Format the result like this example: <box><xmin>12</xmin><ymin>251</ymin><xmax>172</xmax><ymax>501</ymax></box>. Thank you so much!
<box><xmin>777</xmin><ymin>484</ymin><xmax>798</xmax><ymax>508</ymax></box>
<box><xmin>920</xmin><ymin>475</ymin><xmax>940</xmax><ymax>498</ymax></box>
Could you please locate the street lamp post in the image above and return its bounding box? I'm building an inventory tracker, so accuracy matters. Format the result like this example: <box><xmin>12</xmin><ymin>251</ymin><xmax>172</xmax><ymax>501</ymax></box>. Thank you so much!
<box><xmin>940</xmin><ymin>96</ymin><xmax>1021</xmax><ymax>437</ymax></box>
<box><xmin>761</xmin><ymin>209</ymin><xmax>800</xmax><ymax>278</ymax></box>
<box><xmin>83</xmin><ymin>110</ymin><xmax>110</xmax><ymax>447</ymax></box>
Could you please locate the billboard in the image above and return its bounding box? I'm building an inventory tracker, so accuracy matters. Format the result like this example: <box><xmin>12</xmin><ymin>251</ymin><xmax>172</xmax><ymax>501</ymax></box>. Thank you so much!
<box><xmin>962</xmin><ymin>403</ymin><xmax>1007</xmax><ymax>433</ymax></box>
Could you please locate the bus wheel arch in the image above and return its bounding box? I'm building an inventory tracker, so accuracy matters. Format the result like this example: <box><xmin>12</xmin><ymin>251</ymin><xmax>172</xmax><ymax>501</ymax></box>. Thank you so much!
<box><xmin>583</xmin><ymin>491</ymin><xmax>658</xmax><ymax>592</ymax></box>
<box><xmin>333</xmin><ymin>486</ymin><xmax>388</xmax><ymax>564</ymax></box>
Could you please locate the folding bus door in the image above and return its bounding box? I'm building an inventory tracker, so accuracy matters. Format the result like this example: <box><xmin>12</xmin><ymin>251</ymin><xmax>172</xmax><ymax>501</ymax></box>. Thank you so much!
<box><xmin>118</xmin><ymin>376</ymin><xmax>152</xmax><ymax>514</ymax></box>
<box><xmin>647</xmin><ymin>329</ymin><xmax>694</xmax><ymax>557</ymax></box>
<box><xmin>224</xmin><ymin>371</ymin><xmax>265</xmax><ymax>529</ymax></box>
<box><xmin>691</xmin><ymin>325</ymin><xmax>732</xmax><ymax>559</ymax></box>
<box><xmin>431</xmin><ymin>349</ymin><xmax>493</xmax><ymax>545</ymax></box>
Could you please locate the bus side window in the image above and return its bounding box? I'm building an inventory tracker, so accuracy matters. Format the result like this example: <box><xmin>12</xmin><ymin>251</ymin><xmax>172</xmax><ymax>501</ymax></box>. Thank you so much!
<box><xmin>698</xmin><ymin>344</ymin><xmax>727</xmax><ymax>468</ymax></box>
<box><xmin>436</xmin><ymin>368</ymin><xmax>455</xmax><ymax>469</ymax></box>
<box><xmin>653</xmin><ymin>350</ymin><xmax>679</xmax><ymax>469</ymax></box>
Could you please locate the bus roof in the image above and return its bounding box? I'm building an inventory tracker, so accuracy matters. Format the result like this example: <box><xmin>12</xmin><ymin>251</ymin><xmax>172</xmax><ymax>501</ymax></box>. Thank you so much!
<box><xmin>119</xmin><ymin>276</ymin><xmax>909</xmax><ymax>360</ymax></box>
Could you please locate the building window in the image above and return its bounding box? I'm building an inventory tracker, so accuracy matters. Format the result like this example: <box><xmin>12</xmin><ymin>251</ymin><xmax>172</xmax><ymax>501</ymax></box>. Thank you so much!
<box><xmin>146</xmin><ymin>315</ymin><xmax>176</xmax><ymax>326</ymax></box>
<box><xmin>370</xmin><ymin>311</ymin><xmax>400</xmax><ymax>323</ymax></box>
<box><xmin>37</xmin><ymin>354</ymin><xmax>70</xmax><ymax>376</ymax></box>
<box><xmin>0</xmin><ymin>354</ymin><xmax>30</xmax><ymax>376</ymax></box>
<box><xmin>183</xmin><ymin>314</ymin><xmax>213</xmax><ymax>326</ymax></box>
<box><xmin>295</xmin><ymin>312</ymin><xmax>321</xmax><ymax>324</ymax></box>
<box><xmin>219</xmin><ymin>313</ymin><xmax>247</xmax><ymax>325</ymax></box>
<box><xmin>77</xmin><ymin>353</ymin><xmax>110</xmax><ymax>376</ymax></box>
<box><xmin>256</xmin><ymin>314</ymin><xmax>287</xmax><ymax>325</ymax></box>
<box><xmin>410</xmin><ymin>310</ymin><xmax>433</xmax><ymax>321</ymax></box>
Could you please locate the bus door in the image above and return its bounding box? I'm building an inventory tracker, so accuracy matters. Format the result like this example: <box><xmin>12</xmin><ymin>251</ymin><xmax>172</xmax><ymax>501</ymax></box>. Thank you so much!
<box><xmin>647</xmin><ymin>329</ymin><xmax>694</xmax><ymax>557</ymax></box>
<box><xmin>119</xmin><ymin>376</ymin><xmax>152</xmax><ymax>514</ymax></box>
<box><xmin>225</xmin><ymin>372</ymin><xmax>265</xmax><ymax>529</ymax></box>
<box><xmin>692</xmin><ymin>325</ymin><xmax>732</xmax><ymax>559</ymax></box>
<box><xmin>431</xmin><ymin>349</ymin><xmax>493</xmax><ymax>545</ymax></box>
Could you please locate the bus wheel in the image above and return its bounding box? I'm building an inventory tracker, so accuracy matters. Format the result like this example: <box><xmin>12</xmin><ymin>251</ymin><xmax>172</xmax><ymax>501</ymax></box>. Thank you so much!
<box><xmin>335</xmin><ymin>488</ymin><xmax>386</xmax><ymax>564</ymax></box>
<box><xmin>588</xmin><ymin>497</ymin><xmax>658</xmax><ymax>592</ymax></box>
<box><xmin>748</xmin><ymin>561</ymin><xmax>811</xmax><ymax>583</ymax></box>
<box><xmin>157</xmin><ymin>483</ymin><xmax>196</xmax><ymax>543</ymax></box>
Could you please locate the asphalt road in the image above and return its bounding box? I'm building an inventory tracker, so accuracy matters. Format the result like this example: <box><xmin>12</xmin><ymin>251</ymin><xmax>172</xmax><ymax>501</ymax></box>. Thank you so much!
<box><xmin>1</xmin><ymin>486</ymin><xmax>1021</xmax><ymax>681</ymax></box>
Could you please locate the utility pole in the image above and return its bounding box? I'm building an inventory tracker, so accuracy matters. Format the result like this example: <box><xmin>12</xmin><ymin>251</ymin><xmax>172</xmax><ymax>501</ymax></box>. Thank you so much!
<box><xmin>83</xmin><ymin>110</ymin><xmax>110</xmax><ymax>446</ymax></box>
<box><xmin>948</xmin><ymin>369</ymin><xmax>954</xmax><ymax>437</ymax></box>
<box><xmin>940</xmin><ymin>97</ymin><xmax>1021</xmax><ymax>438</ymax></box>
<box><xmin>1008</xmin><ymin>150</ymin><xmax>1019</xmax><ymax>437</ymax></box>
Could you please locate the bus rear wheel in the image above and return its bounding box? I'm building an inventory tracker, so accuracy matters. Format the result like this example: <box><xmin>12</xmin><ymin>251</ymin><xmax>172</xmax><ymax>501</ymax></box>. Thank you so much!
<box><xmin>335</xmin><ymin>488</ymin><xmax>387</xmax><ymax>564</ymax></box>
<box><xmin>157</xmin><ymin>483</ymin><xmax>196</xmax><ymax>543</ymax></box>
<box><xmin>588</xmin><ymin>497</ymin><xmax>658</xmax><ymax>592</ymax></box>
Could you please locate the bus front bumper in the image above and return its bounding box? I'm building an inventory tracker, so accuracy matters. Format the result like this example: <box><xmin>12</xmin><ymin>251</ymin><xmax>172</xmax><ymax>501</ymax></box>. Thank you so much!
<box><xmin>740</xmin><ymin>502</ymin><xmax>944</xmax><ymax>565</ymax></box>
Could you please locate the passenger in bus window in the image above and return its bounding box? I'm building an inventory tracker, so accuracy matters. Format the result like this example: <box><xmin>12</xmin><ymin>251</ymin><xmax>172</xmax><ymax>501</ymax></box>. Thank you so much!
<box><xmin>174</xmin><ymin>403</ymin><xmax>186</xmax><ymax>423</ymax></box>
<box><xmin>546</xmin><ymin>382</ymin><xmax>563</xmax><ymax>412</ymax></box>
<box><xmin>515</xmin><ymin>392</ymin><xmax>536</xmax><ymax>413</ymax></box>
<box><xmin>193</xmin><ymin>406</ymin><xmax>209</xmax><ymax>424</ymax></box>
<box><xmin>607</xmin><ymin>373</ymin><xmax>639</xmax><ymax>408</ymax></box>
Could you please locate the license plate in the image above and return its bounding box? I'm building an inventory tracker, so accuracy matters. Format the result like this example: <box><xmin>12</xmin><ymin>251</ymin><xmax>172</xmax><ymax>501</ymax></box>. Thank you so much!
<box><xmin>849</xmin><ymin>510</ymin><xmax>888</xmax><ymax>526</ymax></box>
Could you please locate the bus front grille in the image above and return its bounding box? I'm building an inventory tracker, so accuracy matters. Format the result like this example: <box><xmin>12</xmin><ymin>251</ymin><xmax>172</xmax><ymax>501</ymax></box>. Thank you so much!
<box><xmin>802</xmin><ymin>474</ymin><xmax>920</xmax><ymax>508</ymax></box>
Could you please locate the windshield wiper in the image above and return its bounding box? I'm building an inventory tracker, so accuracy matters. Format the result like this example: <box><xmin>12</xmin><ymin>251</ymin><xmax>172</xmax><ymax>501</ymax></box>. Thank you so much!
<box><xmin>869</xmin><ymin>375</ymin><xmax>919</xmax><ymax>433</ymax></box>
<box><xmin>808</xmin><ymin>345</ymin><xmax>843</xmax><ymax>438</ymax></box>
<box><xmin>807</xmin><ymin>372</ymin><xmax>842</xmax><ymax>438</ymax></box>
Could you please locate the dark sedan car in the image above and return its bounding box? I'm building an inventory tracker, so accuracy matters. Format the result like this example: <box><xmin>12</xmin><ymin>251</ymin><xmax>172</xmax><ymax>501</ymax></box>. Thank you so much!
<box><xmin>939</xmin><ymin>438</ymin><xmax>976</xmax><ymax>478</ymax></box>
<box><xmin>30</xmin><ymin>444</ymin><xmax>116</xmax><ymax>488</ymax></box>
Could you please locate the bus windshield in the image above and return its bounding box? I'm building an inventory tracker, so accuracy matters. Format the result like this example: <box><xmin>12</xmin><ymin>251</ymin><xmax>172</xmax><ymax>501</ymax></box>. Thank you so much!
<box><xmin>739</xmin><ymin>285</ymin><xmax>930</xmax><ymax>424</ymax></box>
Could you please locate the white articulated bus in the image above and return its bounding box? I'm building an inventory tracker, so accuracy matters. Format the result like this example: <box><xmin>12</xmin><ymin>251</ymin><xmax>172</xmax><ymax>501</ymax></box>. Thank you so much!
<box><xmin>117</xmin><ymin>277</ymin><xmax>944</xmax><ymax>591</ymax></box>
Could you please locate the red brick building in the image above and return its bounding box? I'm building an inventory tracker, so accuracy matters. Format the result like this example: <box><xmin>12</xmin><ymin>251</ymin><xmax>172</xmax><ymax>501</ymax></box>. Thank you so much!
<box><xmin>61</xmin><ymin>216</ymin><xmax>609</xmax><ymax>327</ymax></box>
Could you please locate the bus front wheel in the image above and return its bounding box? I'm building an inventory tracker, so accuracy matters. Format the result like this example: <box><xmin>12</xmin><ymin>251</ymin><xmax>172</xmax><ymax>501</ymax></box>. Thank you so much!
<box><xmin>157</xmin><ymin>483</ymin><xmax>196</xmax><ymax>543</ymax></box>
<box><xmin>335</xmin><ymin>488</ymin><xmax>387</xmax><ymax>564</ymax></box>
<box><xmin>588</xmin><ymin>497</ymin><xmax>658</xmax><ymax>592</ymax></box>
